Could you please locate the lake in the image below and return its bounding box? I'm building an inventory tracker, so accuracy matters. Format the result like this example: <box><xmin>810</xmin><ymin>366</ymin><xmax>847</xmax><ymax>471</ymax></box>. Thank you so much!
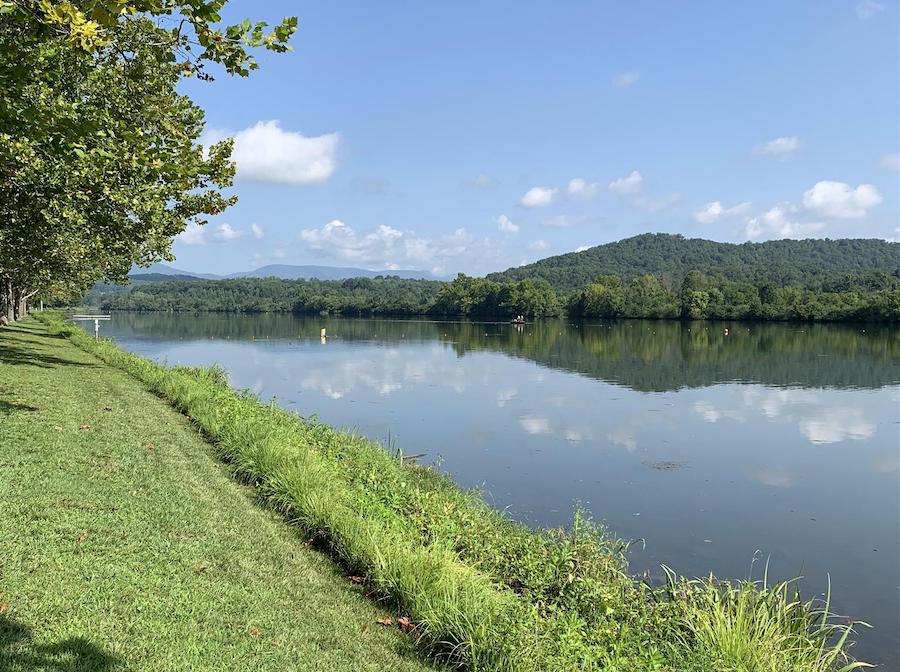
<box><xmin>86</xmin><ymin>313</ymin><xmax>900</xmax><ymax>666</ymax></box>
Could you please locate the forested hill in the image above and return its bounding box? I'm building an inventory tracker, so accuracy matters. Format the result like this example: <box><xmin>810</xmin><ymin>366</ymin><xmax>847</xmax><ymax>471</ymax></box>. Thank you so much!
<box><xmin>487</xmin><ymin>234</ymin><xmax>900</xmax><ymax>293</ymax></box>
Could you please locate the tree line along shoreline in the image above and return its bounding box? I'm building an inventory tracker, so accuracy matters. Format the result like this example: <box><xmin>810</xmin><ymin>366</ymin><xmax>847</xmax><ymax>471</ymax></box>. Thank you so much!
<box><xmin>90</xmin><ymin>269</ymin><xmax>900</xmax><ymax>322</ymax></box>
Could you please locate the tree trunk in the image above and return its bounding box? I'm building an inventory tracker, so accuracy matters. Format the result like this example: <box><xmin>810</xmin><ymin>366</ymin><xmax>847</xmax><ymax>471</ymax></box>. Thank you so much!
<box><xmin>0</xmin><ymin>275</ymin><xmax>11</xmax><ymax>325</ymax></box>
<box><xmin>12</xmin><ymin>287</ymin><xmax>23</xmax><ymax>321</ymax></box>
<box><xmin>19</xmin><ymin>289</ymin><xmax>38</xmax><ymax>318</ymax></box>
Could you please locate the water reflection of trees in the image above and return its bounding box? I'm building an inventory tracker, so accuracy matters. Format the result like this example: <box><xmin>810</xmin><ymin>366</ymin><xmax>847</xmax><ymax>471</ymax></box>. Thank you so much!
<box><xmin>107</xmin><ymin>312</ymin><xmax>900</xmax><ymax>391</ymax></box>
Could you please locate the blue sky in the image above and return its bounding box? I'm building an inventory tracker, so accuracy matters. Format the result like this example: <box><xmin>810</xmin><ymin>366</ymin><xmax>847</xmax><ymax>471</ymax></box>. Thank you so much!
<box><xmin>171</xmin><ymin>1</ymin><xmax>900</xmax><ymax>276</ymax></box>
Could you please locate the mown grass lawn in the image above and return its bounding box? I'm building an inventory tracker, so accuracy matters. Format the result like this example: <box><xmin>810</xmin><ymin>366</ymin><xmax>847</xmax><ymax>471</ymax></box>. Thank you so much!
<box><xmin>0</xmin><ymin>319</ymin><xmax>438</xmax><ymax>672</ymax></box>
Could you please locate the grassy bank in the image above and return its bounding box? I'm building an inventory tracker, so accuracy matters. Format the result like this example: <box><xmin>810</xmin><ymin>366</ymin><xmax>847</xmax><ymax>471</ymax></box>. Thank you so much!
<box><xmin>0</xmin><ymin>319</ymin><xmax>438</xmax><ymax>671</ymax></box>
<box><xmin>22</xmin><ymin>313</ymin><xmax>871</xmax><ymax>670</ymax></box>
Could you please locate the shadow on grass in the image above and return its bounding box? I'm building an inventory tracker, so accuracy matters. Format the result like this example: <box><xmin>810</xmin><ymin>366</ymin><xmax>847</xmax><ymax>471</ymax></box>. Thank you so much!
<box><xmin>0</xmin><ymin>615</ymin><xmax>121</xmax><ymax>671</ymax></box>
<box><xmin>0</xmin><ymin>400</ymin><xmax>39</xmax><ymax>415</ymax></box>
<box><xmin>0</xmin><ymin>330</ymin><xmax>97</xmax><ymax>370</ymax></box>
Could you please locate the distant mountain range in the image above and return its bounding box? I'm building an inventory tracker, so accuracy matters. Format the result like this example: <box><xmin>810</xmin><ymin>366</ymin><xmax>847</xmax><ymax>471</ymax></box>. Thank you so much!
<box><xmin>487</xmin><ymin>233</ymin><xmax>900</xmax><ymax>292</ymax></box>
<box><xmin>131</xmin><ymin>262</ymin><xmax>444</xmax><ymax>281</ymax></box>
<box><xmin>126</xmin><ymin>234</ymin><xmax>900</xmax><ymax>293</ymax></box>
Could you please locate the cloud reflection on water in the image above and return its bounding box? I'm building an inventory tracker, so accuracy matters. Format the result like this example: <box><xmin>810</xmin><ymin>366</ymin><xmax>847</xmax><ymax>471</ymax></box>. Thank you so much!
<box><xmin>692</xmin><ymin>387</ymin><xmax>876</xmax><ymax>445</ymax></box>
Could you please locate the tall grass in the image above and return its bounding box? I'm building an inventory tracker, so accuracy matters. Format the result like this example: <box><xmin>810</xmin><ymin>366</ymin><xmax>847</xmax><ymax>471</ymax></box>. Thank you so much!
<box><xmin>41</xmin><ymin>313</ymin><xmax>869</xmax><ymax>671</ymax></box>
<box><xmin>660</xmin><ymin>565</ymin><xmax>872</xmax><ymax>671</ymax></box>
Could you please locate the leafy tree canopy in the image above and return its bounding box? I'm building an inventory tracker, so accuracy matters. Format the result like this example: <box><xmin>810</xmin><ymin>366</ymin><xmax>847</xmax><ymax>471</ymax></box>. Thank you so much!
<box><xmin>87</xmin><ymin>269</ymin><xmax>900</xmax><ymax>323</ymax></box>
<box><xmin>0</xmin><ymin>0</ymin><xmax>297</xmax><ymax>320</ymax></box>
<box><xmin>488</xmin><ymin>233</ymin><xmax>900</xmax><ymax>293</ymax></box>
<box><xmin>0</xmin><ymin>0</ymin><xmax>297</xmax><ymax>74</ymax></box>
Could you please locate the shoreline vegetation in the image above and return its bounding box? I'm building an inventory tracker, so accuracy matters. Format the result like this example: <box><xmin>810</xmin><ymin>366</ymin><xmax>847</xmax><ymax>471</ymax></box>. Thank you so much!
<box><xmin>0</xmin><ymin>318</ymin><xmax>435</xmax><ymax>672</ymax></box>
<box><xmin>91</xmin><ymin>272</ymin><xmax>900</xmax><ymax>323</ymax></box>
<box><xmin>34</xmin><ymin>312</ymin><xmax>871</xmax><ymax>671</ymax></box>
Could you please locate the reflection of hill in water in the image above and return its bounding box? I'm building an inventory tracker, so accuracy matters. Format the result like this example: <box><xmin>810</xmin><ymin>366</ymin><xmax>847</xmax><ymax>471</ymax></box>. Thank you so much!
<box><xmin>108</xmin><ymin>312</ymin><xmax>900</xmax><ymax>392</ymax></box>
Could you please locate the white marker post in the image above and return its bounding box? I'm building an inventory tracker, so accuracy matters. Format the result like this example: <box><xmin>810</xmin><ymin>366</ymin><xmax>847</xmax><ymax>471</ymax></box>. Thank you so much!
<box><xmin>71</xmin><ymin>314</ymin><xmax>112</xmax><ymax>339</ymax></box>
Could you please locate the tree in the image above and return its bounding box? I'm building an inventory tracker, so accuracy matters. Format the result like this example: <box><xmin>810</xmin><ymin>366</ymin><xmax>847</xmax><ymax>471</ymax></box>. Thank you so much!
<box><xmin>577</xmin><ymin>276</ymin><xmax>626</xmax><ymax>318</ymax></box>
<box><xmin>625</xmin><ymin>274</ymin><xmax>678</xmax><ymax>318</ymax></box>
<box><xmin>0</xmin><ymin>1</ymin><xmax>297</xmax><ymax>75</ymax></box>
<box><xmin>0</xmin><ymin>1</ymin><xmax>297</xmax><ymax>321</ymax></box>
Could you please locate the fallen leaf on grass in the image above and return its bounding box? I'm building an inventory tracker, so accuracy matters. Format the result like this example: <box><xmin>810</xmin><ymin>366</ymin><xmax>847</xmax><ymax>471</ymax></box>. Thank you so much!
<box><xmin>397</xmin><ymin>616</ymin><xmax>416</xmax><ymax>634</ymax></box>
<box><xmin>0</xmin><ymin>604</ymin><xmax>8</xmax><ymax>615</ymax></box>
<box><xmin>79</xmin><ymin>424</ymin><xmax>91</xmax><ymax>430</ymax></box>
<box><xmin>194</xmin><ymin>561</ymin><xmax>207</xmax><ymax>573</ymax></box>
<box><xmin>77</xmin><ymin>532</ymin><xmax>87</xmax><ymax>543</ymax></box>
<box><xmin>349</xmin><ymin>575</ymin><xmax>363</xmax><ymax>584</ymax></box>
<box><xmin>249</xmin><ymin>627</ymin><xmax>261</xmax><ymax>638</ymax></box>
<box><xmin>361</xmin><ymin>624</ymin><xmax>370</xmax><ymax>634</ymax></box>
<box><xmin>375</xmin><ymin>617</ymin><xmax>393</xmax><ymax>626</ymax></box>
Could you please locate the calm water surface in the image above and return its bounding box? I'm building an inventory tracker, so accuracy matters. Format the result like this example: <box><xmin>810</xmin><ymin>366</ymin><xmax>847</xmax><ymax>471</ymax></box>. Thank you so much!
<box><xmin>89</xmin><ymin>313</ymin><xmax>900</xmax><ymax>665</ymax></box>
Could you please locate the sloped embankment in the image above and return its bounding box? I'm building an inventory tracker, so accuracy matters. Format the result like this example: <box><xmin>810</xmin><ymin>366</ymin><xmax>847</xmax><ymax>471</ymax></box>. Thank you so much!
<box><xmin>37</xmin><ymin>313</ymin><xmax>868</xmax><ymax>672</ymax></box>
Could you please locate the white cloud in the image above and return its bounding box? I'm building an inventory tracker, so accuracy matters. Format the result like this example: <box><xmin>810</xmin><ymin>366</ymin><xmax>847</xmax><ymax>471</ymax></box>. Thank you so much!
<box><xmin>204</xmin><ymin>120</ymin><xmax>339</xmax><ymax>185</ymax></box>
<box><xmin>519</xmin><ymin>415</ymin><xmax>552</xmax><ymax>435</ymax></box>
<box><xmin>692</xmin><ymin>400</ymin><xmax>747</xmax><ymax>423</ymax></box>
<box><xmin>251</xmin><ymin>223</ymin><xmax>264</xmax><ymax>239</ymax></box>
<box><xmin>564</xmin><ymin>426</ymin><xmax>593</xmax><ymax>444</ymax></box>
<box><xmin>744</xmin><ymin>388</ymin><xmax>819</xmax><ymax>420</ymax></box>
<box><xmin>496</xmin><ymin>214</ymin><xmax>519</xmax><ymax>234</ymax></box>
<box><xmin>529</xmin><ymin>239</ymin><xmax>550</xmax><ymax>251</ymax></box>
<box><xmin>694</xmin><ymin>388</ymin><xmax>876</xmax><ymax>447</ymax></box>
<box><xmin>880</xmin><ymin>153</ymin><xmax>900</xmax><ymax>170</ymax></box>
<box><xmin>693</xmin><ymin>401</ymin><xmax>722</xmax><ymax>423</ymax></box>
<box><xmin>176</xmin><ymin>222</ymin><xmax>244</xmax><ymax>245</ymax></box>
<box><xmin>799</xmin><ymin>408</ymin><xmax>875</xmax><ymax>444</ymax></box>
<box><xmin>608</xmin><ymin>170</ymin><xmax>644</xmax><ymax>195</ymax></box>
<box><xmin>298</xmin><ymin>349</ymin><xmax>476</xmax><ymax>401</ymax></box>
<box><xmin>299</xmin><ymin>219</ymin><xmax>495</xmax><ymax>273</ymax></box>
<box><xmin>738</xmin><ymin>180</ymin><xmax>882</xmax><ymax>240</ymax></box>
<box><xmin>567</xmin><ymin>178</ymin><xmax>602</xmax><ymax>197</ymax></box>
<box><xmin>744</xmin><ymin>203</ymin><xmax>825</xmax><ymax>240</ymax></box>
<box><xmin>754</xmin><ymin>136</ymin><xmax>799</xmax><ymax>159</ymax></box>
<box><xmin>519</xmin><ymin>186</ymin><xmax>558</xmax><ymax>208</ymax></box>
<box><xmin>856</xmin><ymin>0</ymin><xmax>885</xmax><ymax>19</ymax></box>
<box><xmin>612</xmin><ymin>70</ymin><xmax>640</xmax><ymax>88</ymax></box>
<box><xmin>606</xmin><ymin>427</ymin><xmax>637</xmax><ymax>452</ymax></box>
<box><xmin>496</xmin><ymin>388</ymin><xmax>518</xmax><ymax>408</ymax></box>
<box><xmin>470</xmin><ymin>174</ymin><xmax>495</xmax><ymax>189</ymax></box>
<box><xmin>300</xmin><ymin>220</ymin><xmax>398</xmax><ymax>262</ymax></box>
<box><xmin>607</xmin><ymin>170</ymin><xmax>678</xmax><ymax>212</ymax></box>
<box><xmin>694</xmin><ymin>201</ymin><xmax>752</xmax><ymax>224</ymax></box>
<box><xmin>802</xmin><ymin>181</ymin><xmax>883</xmax><ymax>219</ymax></box>
<box><xmin>213</xmin><ymin>224</ymin><xmax>241</xmax><ymax>242</ymax></box>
